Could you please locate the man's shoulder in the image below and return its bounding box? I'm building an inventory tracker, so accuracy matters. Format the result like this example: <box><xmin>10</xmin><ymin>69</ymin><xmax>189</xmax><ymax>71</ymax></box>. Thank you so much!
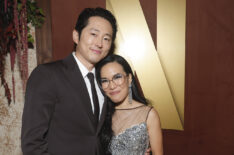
<box><xmin>30</xmin><ymin>58</ymin><xmax>67</xmax><ymax>78</ymax></box>
<box><xmin>35</xmin><ymin>60</ymin><xmax>62</xmax><ymax>72</ymax></box>
<box><xmin>41</xmin><ymin>59</ymin><xmax>63</xmax><ymax>67</ymax></box>
<box><xmin>29</xmin><ymin>54</ymin><xmax>75</xmax><ymax>78</ymax></box>
<box><xmin>38</xmin><ymin>53</ymin><xmax>74</xmax><ymax>69</ymax></box>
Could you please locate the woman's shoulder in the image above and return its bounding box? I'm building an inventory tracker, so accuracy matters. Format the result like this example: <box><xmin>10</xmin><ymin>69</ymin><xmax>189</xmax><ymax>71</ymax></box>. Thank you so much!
<box><xmin>146</xmin><ymin>106</ymin><xmax>161</xmax><ymax>126</ymax></box>
<box><xmin>131</xmin><ymin>101</ymin><xmax>154</xmax><ymax>117</ymax></box>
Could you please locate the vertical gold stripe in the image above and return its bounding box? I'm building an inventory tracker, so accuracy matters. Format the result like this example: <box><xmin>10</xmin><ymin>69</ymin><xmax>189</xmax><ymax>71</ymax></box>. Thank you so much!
<box><xmin>157</xmin><ymin>0</ymin><xmax>186</xmax><ymax>124</ymax></box>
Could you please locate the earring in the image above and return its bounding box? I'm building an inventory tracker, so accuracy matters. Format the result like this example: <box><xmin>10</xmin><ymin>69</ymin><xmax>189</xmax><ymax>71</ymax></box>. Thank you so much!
<box><xmin>128</xmin><ymin>84</ymin><xmax>132</xmax><ymax>104</ymax></box>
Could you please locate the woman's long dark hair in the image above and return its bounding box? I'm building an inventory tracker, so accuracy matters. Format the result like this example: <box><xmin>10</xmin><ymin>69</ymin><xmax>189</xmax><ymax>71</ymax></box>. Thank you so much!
<box><xmin>96</xmin><ymin>54</ymin><xmax>148</xmax><ymax>154</ymax></box>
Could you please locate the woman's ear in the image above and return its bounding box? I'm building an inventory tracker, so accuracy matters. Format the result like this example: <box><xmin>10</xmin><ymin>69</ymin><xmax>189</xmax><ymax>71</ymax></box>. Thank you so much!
<box><xmin>73</xmin><ymin>30</ymin><xmax>79</xmax><ymax>44</ymax></box>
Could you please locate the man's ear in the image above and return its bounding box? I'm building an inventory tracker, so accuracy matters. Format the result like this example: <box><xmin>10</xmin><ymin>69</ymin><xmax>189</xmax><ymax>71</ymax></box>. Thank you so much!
<box><xmin>73</xmin><ymin>30</ymin><xmax>79</xmax><ymax>44</ymax></box>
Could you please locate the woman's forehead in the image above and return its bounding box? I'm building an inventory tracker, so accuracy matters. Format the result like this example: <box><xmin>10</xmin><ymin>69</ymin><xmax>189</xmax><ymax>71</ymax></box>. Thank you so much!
<box><xmin>101</xmin><ymin>62</ymin><xmax>125</xmax><ymax>76</ymax></box>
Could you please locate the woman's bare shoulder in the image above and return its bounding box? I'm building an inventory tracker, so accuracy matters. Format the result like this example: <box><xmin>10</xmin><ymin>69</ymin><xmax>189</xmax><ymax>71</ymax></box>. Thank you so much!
<box><xmin>147</xmin><ymin>107</ymin><xmax>161</xmax><ymax>126</ymax></box>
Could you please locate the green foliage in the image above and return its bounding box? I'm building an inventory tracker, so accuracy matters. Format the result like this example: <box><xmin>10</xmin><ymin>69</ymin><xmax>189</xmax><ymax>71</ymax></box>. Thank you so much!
<box><xmin>18</xmin><ymin>0</ymin><xmax>45</xmax><ymax>47</ymax></box>
<box><xmin>26</xmin><ymin>1</ymin><xmax>45</xmax><ymax>28</ymax></box>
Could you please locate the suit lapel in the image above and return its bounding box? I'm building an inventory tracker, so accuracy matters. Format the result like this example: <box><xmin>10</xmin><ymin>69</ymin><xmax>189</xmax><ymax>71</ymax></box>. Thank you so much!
<box><xmin>62</xmin><ymin>54</ymin><xmax>96</xmax><ymax>128</ymax></box>
<box><xmin>97</xmin><ymin>97</ymin><xmax>108</xmax><ymax>134</ymax></box>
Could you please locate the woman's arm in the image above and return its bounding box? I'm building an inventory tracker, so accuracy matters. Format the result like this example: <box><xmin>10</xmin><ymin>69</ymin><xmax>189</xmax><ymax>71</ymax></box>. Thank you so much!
<box><xmin>147</xmin><ymin>108</ymin><xmax>163</xmax><ymax>155</ymax></box>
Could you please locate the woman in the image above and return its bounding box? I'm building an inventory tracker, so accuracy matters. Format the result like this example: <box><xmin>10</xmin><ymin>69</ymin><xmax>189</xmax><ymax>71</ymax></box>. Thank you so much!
<box><xmin>96</xmin><ymin>54</ymin><xmax>163</xmax><ymax>155</ymax></box>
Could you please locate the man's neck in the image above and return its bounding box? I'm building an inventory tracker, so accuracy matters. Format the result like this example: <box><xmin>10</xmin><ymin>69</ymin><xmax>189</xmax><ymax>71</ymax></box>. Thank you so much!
<box><xmin>75</xmin><ymin>52</ymin><xmax>94</xmax><ymax>71</ymax></box>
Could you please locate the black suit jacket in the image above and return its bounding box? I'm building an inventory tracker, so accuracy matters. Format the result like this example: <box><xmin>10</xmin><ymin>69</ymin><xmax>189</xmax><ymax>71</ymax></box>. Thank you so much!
<box><xmin>21</xmin><ymin>54</ymin><xmax>107</xmax><ymax>155</ymax></box>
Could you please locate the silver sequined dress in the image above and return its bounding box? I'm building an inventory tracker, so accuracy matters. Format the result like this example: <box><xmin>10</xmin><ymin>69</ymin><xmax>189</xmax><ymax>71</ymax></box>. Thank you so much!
<box><xmin>109</xmin><ymin>105</ymin><xmax>152</xmax><ymax>155</ymax></box>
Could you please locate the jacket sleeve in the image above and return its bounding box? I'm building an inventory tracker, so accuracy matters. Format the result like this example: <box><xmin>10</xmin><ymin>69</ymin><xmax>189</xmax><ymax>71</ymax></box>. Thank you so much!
<box><xmin>21</xmin><ymin>65</ymin><xmax>56</xmax><ymax>155</ymax></box>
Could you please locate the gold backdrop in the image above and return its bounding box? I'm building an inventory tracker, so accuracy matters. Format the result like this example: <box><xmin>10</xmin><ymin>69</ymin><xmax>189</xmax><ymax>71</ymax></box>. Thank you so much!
<box><xmin>107</xmin><ymin>0</ymin><xmax>186</xmax><ymax>130</ymax></box>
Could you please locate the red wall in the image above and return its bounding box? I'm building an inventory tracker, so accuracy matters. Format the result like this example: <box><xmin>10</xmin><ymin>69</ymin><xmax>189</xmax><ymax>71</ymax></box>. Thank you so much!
<box><xmin>50</xmin><ymin>0</ymin><xmax>105</xmax><ymax>60</ymax></box>
<box><xmin>49</xmin><ymin>0</ymin><xmax>234</xmax><ymax>154</ymax></box>
<box><xmin>164</xmin><ymin>0</ymin><xmax>234</xmax><ymax>154</ymax></box>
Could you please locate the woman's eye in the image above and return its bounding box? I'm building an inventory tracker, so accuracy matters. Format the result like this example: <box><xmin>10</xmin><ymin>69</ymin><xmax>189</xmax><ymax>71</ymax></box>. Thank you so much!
<box><xmin>101</xmin><ymin>79</ymin><xmax>109</xmax><ymax>83</ymax></box>
<box><xmin>113</xmin><ymin>74</ymin><xmax>122</xmax><ymax>80</ymax></box>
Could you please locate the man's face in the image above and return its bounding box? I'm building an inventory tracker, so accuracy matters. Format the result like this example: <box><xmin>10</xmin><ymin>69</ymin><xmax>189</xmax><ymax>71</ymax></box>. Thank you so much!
<box><xmin>73</xmin><ymin>16</ymin><xmax>113</xmax><ymax>70</ymax></box>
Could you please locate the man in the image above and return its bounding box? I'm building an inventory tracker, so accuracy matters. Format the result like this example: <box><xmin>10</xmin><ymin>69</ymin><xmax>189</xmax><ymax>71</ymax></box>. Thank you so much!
<box><xmin>21</xmin><ymin>7</ymin><xmax>117</xmax><ymax>155</ymax></box>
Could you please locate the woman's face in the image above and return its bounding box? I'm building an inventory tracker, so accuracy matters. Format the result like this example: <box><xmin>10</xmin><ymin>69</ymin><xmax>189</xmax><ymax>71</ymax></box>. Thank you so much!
<box><xmin>100</xmin><ymin>62</ymin><xmax>132</xmax><ymax>103</ymax></box>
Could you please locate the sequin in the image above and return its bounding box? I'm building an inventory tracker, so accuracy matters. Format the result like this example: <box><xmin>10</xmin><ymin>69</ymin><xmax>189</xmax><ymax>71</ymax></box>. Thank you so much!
<box><xmin>109</xmin><ymin>122</ymin><xmax>149</xmax><ymax>155</ymax></box>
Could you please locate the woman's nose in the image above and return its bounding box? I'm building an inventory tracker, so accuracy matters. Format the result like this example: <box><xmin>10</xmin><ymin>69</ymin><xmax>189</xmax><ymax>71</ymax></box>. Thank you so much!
<box><xmin>109</xmin><ymin>80</ymin><xmax>117</xmax><ymax>89</ymax></box>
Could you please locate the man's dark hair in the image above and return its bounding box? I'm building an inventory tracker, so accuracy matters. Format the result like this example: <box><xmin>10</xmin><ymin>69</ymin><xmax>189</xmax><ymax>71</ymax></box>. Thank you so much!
<box><xmin>73</xmin><ymin>7</ymin><xmax>117</xmax><ymax>53</ymax></box>
<box><xmin>75</xmin><ymin>7</ymin><xmax>117</xmax><ymax>41</ymax></box>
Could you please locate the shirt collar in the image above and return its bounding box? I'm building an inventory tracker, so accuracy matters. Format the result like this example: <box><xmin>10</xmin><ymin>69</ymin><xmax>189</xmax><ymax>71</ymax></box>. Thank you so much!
<box><xmin>72</xmin><ymin>52</ymin><xmax>95</xmax><ymax>78</ymax></box>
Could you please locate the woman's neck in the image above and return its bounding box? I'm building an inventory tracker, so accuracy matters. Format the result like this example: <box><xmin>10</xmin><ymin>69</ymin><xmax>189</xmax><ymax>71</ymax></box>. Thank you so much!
<box><xmin>115</xmin><ymin>99</ymin><xmax>141</xmax><ymax>109</ymax></box>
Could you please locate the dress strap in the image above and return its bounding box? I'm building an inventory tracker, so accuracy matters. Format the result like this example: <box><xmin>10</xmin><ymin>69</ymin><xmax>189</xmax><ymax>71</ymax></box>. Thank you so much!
<box><xmin>145</xmin><ymin>106</ymin><xmax>153</xmax><ymax>122</ymax></box>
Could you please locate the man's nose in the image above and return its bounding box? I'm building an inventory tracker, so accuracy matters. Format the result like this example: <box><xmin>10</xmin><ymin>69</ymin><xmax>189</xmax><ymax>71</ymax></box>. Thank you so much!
<box><xmin>95</xmin><ymin>37</ymin><xmax>103</xmax><ymax>48</ymax></box>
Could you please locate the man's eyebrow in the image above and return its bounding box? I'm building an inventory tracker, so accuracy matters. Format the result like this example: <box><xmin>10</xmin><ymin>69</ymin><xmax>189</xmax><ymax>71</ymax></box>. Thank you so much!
<box><xmin>90</xmin><ymin>28</ymin><xmax>112</xmax><ymax>38</ymax></box>
<box><xmin>105</xmin><ymin>33</ymin><xmax>112</xmax><ymax>38</ymax></box>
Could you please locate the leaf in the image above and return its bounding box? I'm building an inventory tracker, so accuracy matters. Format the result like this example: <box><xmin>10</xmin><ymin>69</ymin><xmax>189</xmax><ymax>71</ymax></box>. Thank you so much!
<box><xmin>18</xmin><ymin>3</ymin><xmax>22</xmax><ymax>11</ymax></box>
<box><xmin>39</xmin><ymin>8</ymin><xmax>44</xmax><ymax>16</ymax></box>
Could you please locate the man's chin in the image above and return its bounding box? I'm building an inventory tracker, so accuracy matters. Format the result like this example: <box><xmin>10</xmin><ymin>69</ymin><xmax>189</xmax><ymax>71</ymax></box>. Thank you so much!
<box><xmin>90</xmin><ymin>56</ymin><xmax>104</xmax><ymax>64</ymax></box>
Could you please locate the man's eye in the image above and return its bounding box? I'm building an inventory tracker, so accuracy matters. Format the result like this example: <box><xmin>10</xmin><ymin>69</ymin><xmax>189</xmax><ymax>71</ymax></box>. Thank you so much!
<box><xmin>91</xmin><ymin>33</ymin><xmax>97</xmax><ymax>36</ymax></box>
<box><xmin>104</xmin><ymin>37</ymin><xmax>111</xmax><ymax>41</ymax></box>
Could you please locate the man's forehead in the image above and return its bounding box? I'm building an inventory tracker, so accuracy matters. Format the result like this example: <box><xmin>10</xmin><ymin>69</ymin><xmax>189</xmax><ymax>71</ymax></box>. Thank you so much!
<box><xmin>87</xmin><ymin>16</ymin><xmax>112</xmax><ymax>28</ymax></box>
